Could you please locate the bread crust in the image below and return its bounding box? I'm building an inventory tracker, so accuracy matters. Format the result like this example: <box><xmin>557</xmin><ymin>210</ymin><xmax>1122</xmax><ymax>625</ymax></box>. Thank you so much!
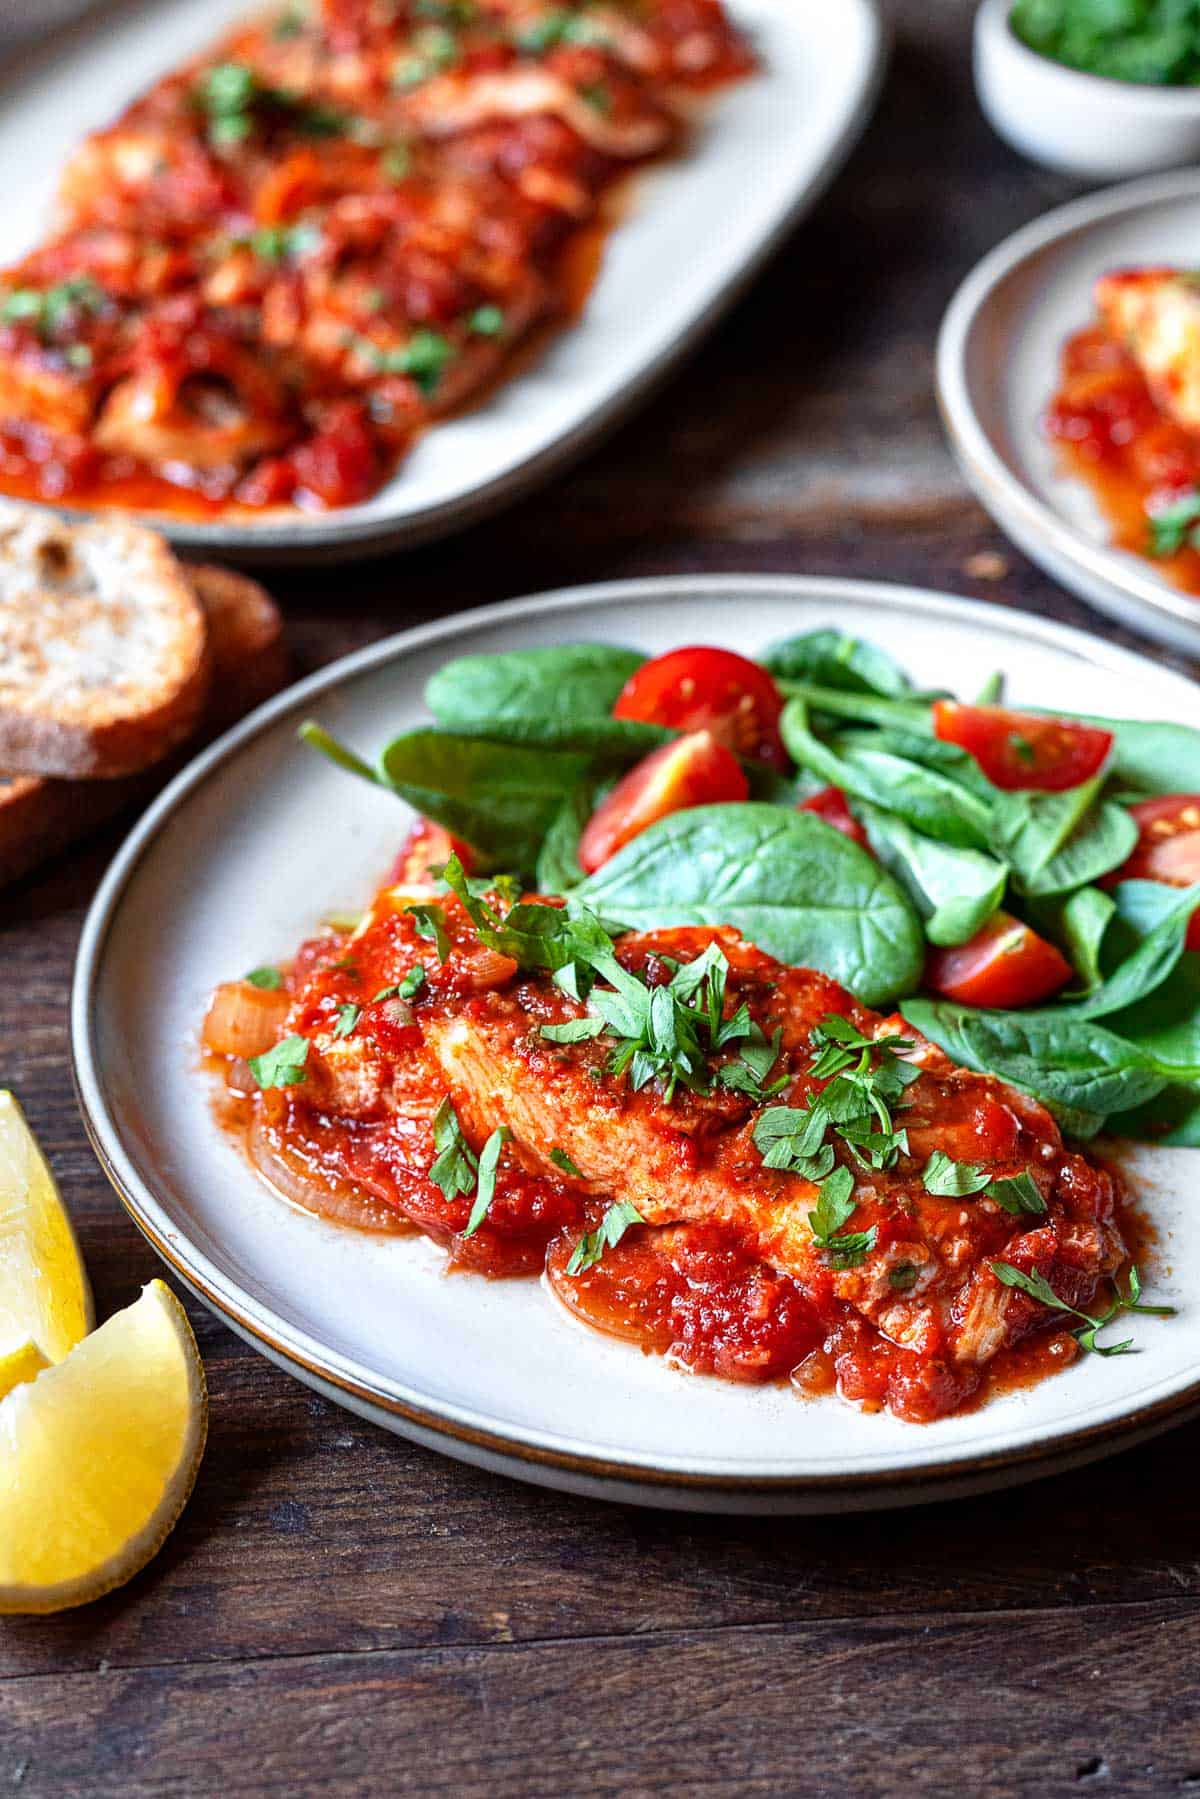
<box><xmin>0</xmin><ymin>503</ymin><xmax>210</xmax><ymax>778</ymax></box>
<box><xmin>0</xmin><ymin>544</ymin><xmax>287</xmax><ymax>886</ymax></box>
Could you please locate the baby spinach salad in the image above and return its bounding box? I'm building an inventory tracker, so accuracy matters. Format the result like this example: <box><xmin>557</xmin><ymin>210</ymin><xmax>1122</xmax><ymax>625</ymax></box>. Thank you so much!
<box><xmin>302</xmin><ymin>631</ymin><xmax>1200</xmax><ymax>1146</ymax></box>
<box><xmin>1011</xmin><ymin>0</ymin><xmax>1200</xmax><ymax>86</ymax></box>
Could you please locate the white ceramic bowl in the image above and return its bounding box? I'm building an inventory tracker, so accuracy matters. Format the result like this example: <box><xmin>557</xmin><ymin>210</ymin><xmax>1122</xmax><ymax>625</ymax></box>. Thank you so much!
<box><xmin>975</xmin><ymin>0</ymin><xmax>1200</xmax><ymax>182</ymax></box>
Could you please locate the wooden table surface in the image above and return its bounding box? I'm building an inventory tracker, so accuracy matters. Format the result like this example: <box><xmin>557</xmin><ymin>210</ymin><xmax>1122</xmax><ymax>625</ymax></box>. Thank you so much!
<box><xmin>5</xmin><ymin>3</ymin><xmax>1200</xmax><ymax>1793</ymax></box>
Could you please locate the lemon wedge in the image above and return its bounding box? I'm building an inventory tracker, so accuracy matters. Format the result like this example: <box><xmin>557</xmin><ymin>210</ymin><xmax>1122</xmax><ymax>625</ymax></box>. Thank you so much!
<box><xmin>0</xmin><ymin>1090</ymin><xmax>92</xmax><ymax>1396</ymax></box>
<box><xmin>0</xmin><ymin>1279</ymin><xmax>207</xmax><ymax>1614</ymax></box>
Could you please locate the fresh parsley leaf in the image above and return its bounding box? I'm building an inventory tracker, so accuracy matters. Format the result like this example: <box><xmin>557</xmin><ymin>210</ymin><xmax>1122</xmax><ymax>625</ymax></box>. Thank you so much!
<box><xmin>921</xmin><ymin>1150</ymin><xmax>991</xmax><ymax>1197</ymax></box>
<box><xmin>249</xmin><ymin>1033</ymin><xmax>309</xmax><ymax>1089</ymax></box>
<box><xmin>888</xmin><ymin>1262</ymin><xmax>920</xmax><ymax>1292</ymax></box>
<box><xmin>333</xmin><ymin>1003</ymin><xmax>360</xmax><ymax>1038</ymax></box>
<box><xmin>405</xmin><ymin>901</ymin><xmax>450</xmax><ymax>962</ymax></box>
<box><xmin>990</xmin><ymin>1260</ymin><xmax>1176</xmax><ymax>1357</ymax></box>
<box><xmin>753</xmin><ymin>1103</ymin><xmax>836</xmax><ymax>1180</ymax></box>
<box><xmin>540</xmin><ymin>1016</ymin><xmax>606</xmax><ymax>1044</ymax></box>
<box><xmin>399</xmin><ymin>964</ymin><xmax>428</xmax><ymax>999</ymax></box>
<box><xmin>468</xmin><ymin>304</ymin><xmax>505</xmax><ymax>337</ymax></box>
<box><xmin>565</xmin><ymin>1200</ymin><xmax>644</xmax><ymax>1275</ymax></box>
<box><xmin>245</xmin><ymin>965</ymin><xmax>284</xmax><ymax>990</ymax></box>
<box><xmin>429</xmin><ymin>1098</ymin><xmax>477</xmax><ymax>1202</ymax></box>
<box><xmin>807</xmin><ymin>1167</ymin><xmax>876</xmax><ymax>1270</ymax></box>
<box><xmin>1148</xmin><ymin>488</ymin><xmax>1200</xmax><ymax>558</ymax></box>
<box><xmin>986</xmin><ymin>1170</ymin><xmax>1047</xmax><ymax>1217</ymax></box>
<box><xmin>550</xmin><ymin>1146</ymin><xmax>584</xmax><ymax>1178</ymax></box>
<box><xmin>463</xmin><ymin>1126</ymin><xmax>511</xmax><ymax>1238</ymax></box>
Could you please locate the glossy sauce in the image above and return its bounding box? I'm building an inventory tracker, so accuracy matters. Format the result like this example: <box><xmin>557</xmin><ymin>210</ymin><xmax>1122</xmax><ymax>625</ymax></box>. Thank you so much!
<box><xmin>208</xmin><ymin>869</ymin><xmax>1153</xmax><ymax>1425</ymax></box>
<box><xmin>1048</xmin><ymin>323</ymin><xmax>1200</xmax><ymax>595</ymax></box>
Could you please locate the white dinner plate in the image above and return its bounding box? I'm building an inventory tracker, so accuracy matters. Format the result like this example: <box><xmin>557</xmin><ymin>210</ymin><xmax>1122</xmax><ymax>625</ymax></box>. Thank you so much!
<box><xmin>0</xmin><ymin>0</ymin><xmax>885</xmax><ymax>562</ymax></box>
<box><xmin>938</xmin><ymin>171</ymin><xmax>1200</xmax><ymax>660</ymax></box>
<box><xmin>72</xmin><ymin>575</ymin><xmax>1200</xmax><ymax>1513</ymax></box>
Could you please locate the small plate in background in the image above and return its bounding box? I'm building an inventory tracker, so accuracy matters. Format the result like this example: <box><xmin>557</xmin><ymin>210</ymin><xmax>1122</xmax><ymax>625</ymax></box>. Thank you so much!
<box><xmin>938</xmin><ymin>171</ymin><xmax>1200</xmax><ymax>661</ymax></box>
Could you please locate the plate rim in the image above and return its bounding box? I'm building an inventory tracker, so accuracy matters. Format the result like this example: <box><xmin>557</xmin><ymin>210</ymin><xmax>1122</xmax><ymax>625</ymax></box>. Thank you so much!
<box><xmin>936</xmin><ymin>166</ymin><xmax>1200</xmax><ymax>647</ymax></box>
<box><xmin>71</xmin><ymin>574</ymin><xmax>1200</xmax><ymax>1498</ymax></box>
<box><xmin>14</xmin><ymin>0</ymin><xmax>886</xmax><ymax>562</ymax></box>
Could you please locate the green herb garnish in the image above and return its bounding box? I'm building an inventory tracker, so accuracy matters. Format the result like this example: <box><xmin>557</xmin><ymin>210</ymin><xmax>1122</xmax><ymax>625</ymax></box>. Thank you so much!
<box><xmin>429</xmin><ymin>1097</ymin><xmax>477</xmax><ymax>1201</ymax></box>
<box><xmin>550</xmin><ymin>1146</ymin><xmax>584</xmax><ymax>1178</ymax></box>
<box><xmin>806</xmin><ymin>1166</ymin><xmax>876</xmax><ymax>1270</ymax></box>
<box><xmin>245</xmin><ymin>965</ymin><xmax>284</xmax><ymax>990</ymax></box>
<box><xmin>248</xmin><ymin>1033</ymin><xmax>309</xmax><ymax>1089</ymax></box>
<box><xmin>404</xmin><ymin>901</ymin><xmax>450</xmax><ymax>962</ymax></box>
<box><xmin>333</xmin><ymin>1003</ymin><xmax>360</xmax><ymax>1038</ymax></box>
<box><xmin>463</xmin><ymin>1126</ymin><xmax>511</xmax><ymax>1237</ymax></box>
<box><xmin>990</xmin><ymin>1261</ymin><xmax>1175</xmax><ymax>1356</ymax></box>
<box><xmin>565</xmin><ymin>1200</ymin><xmax>644</xmax><ymax>1274</ymax></box>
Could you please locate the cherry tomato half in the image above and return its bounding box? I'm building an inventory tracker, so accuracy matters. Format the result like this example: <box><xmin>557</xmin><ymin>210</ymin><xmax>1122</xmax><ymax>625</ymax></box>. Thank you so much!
<box><xmin>578</xmin><ymin>730</ymin><xmax>749</xmax><ymax>873</ymax></box>
<box><xmin>925</xmin><ymin>911</ymin><xmax>1072</xmax><ymax>1010</ymax></box>
<box><xmin>612</xmin><ymin>646</ymin><xmax>788</xmax><ymax>771</ymax></box>
<box><xmin>390</xmin><ymin>819</ymin><xmax>474</xmax><ymax>886</ymax></box>
<box><xmin>798</xmin><ymin>786</ymin><xmax>869</xmax><ymax>849</ymax></box>
<box><xmin>932</xmin><ymin>701</ymin><xmax>1113</xmax><ymax>792</ymax></box>
<box><xmin>1106</xmin><ymin>794</ymin><xmax>1200</xmax><ymax>951</ymax></box>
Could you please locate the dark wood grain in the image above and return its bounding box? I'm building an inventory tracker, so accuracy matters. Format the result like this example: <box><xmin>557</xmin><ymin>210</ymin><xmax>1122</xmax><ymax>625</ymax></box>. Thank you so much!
<box><xmin>4</xmin><ymin>3</ymin><xmax>1200</xmax><ymax>1793</ymax></box>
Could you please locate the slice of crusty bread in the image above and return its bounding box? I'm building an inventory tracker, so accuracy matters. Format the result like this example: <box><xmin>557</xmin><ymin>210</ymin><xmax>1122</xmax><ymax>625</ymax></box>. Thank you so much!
<box><xmin>0</xmin><ymin>555</ymin><xmax>286</xmax><ymax>888</ymax></box>
<box><xmin>0</xmin><ymin>501</ymin><xmax>210</xmax><ymax>778</ymax></box>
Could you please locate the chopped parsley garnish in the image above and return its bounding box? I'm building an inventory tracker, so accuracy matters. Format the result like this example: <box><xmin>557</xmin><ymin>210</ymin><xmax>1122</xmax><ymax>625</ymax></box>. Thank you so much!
<box><xmin>404</xmin><ymin>901</ymin><xmax>450</xmax><ymax>962</ymax></box>
<box><xmin>399</xmin><ymin>964</ymin><xmax>428</xmax><ymax>1000</ymax></box>
<box><xmin>540</xmin><ymin>1015</ymin><xmax>607</xmax><ymax>1044</ymax></box>
<box><xmin>346</xmin><ymin>328</ymin><xmax>455</xmax><ymax>395</ymax></box>
<box><xmin>1148</xmin><ymin>488</ymin><xmax>1200</xmax><ymax>558</ymax></box>
<box><xmin>393</xmin><ymin>25</ymin><xmax>460</xmax><ymax>88</ymax></box>
<box><xmin>888</xmin><ymin>1262</ymin><xmax>920</xmax><ymax>1292</ymax></box>
<box><xmin>245</xmin><ymin>965</ymin><xmax>284</xmax><ymax>990</ymax></box>
<box><xmin>921</xmin><ymin>1153</ymin><xmax>1046</xmax><ymax>1216</ymax></box>
<box><xmin>248</xmin><ymin>1033</ymin><xmax>309</xmax><ymax>1089</ymax></box>
<box><xmin>463</xmin><ymin>1126</ymin><xmax>511</xmax><ymax>1237</ymax></box>
<box><xmin>516</xmin><ymin>8</ymin><xmax>605</xmax><ymax>53</ymax></box>
<box><xmin>1</xmin><ymin>276</ymin><xmax>107</xmax><ymax>343</ymax></box>
<box><xmin>468</xmin><ymin>304</ymin><xmax>505</xmax><ymax>337</ymax></box>
<box><xmin>806</xmin><ymin>1166</ymin><xmax>876</xmax><ymax>1270</ymax></box>
<box><xmin>333</xmin><ymin>1002</ymin><xmax>360</xmax><ymax>1038</ymax></box>
<box><xmin>195</xmin><ymin>61</ymin><xmax>347</xmax><ymax>145</ymax></box>
<box><xmin>241</xmin><ymin>224</ymin><xmax>321</xmax><ymax>263</ymax></box>
<box><xmin>429</xmin><ymin>1098</ymin><xmax>477</xmax><ymax>1202</ymax></box>
<box><xmin>565</xmin><ymin>1200</ymin><xmax>644</xmax><ymax>1275</ymax></box>
<box><xmin>986</xmin><ymin>1170</ymin><xmax>1048</xmax><ymax>1217</ymax></box>
<box><xmin>550</xmin><ymin>1146</ymin><xmax>584</xmax><ymax>1178</ymax></box>
<box><xmin>990</xmin><ymin>1261</ymin><xmax>1175</xmax><ymax>1357</ymax></box>
<box><xmin>579</xmin><ymin>80</ymin><xmax>612</xmax><ymax>113</ymax></box>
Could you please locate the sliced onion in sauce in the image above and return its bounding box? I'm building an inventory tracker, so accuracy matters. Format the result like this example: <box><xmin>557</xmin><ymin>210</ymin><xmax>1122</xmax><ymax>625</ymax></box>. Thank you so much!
<box><xmin>203</xmin><ymin>980</ymin><xmax>291</xmax><ymax>1059</ymax></box>
<box><xmin>247</xmin><ymin>1112</ymin><xmax>412</xmax><ymax>1235</ymax></box>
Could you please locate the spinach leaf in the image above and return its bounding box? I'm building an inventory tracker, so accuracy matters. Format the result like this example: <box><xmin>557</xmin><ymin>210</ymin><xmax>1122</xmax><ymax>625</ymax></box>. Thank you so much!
<box><xmin>346</xmin><ymin>728</ymin><xmax>590</xmax><ymax>870</ymax></box>
<box><xmin>427</xmin><ymin>643</ymin><xmax>643</xmax><ymax>727</ymax></box>
<box><xmin>1107</xmin><ymin>945</ymin><xmax>1200</xmax><ymax>1074</ymax></box>
<box><xmin>831</xmin><ymin>725</ymin><xmax>998</xmax><ymax>802</ymax></box>
<box><xmin>900</xmin><ymin>997</ymin><xmax>1177</xmax><ymax>1126</ymax></box>
<box><xmin>1109</xmin><ymin>1082</ymin><xmax>1200</xmax><ymax>1148</ymax></box>
<box><xmin>781</xmin><ymin>701</ymin><xmax>993</xmax><ymax>850</ymax></box>
<box><xmin>1028</xmin><ymin>885</ymin><xmax>1115</xmax><ymax>992</ymax></box>
<box><xmin>535</xmin><ymin>784</ymin><xmax>598</xmax><ymax>893</ymax></box>
<box><xmin>774</xmin><ymin>681</ymin><xmax>933</xmax><ymax>734</ymax></box>
<box><xmin>990</xmin><ymin>780</ymin><xmax>1138</xmax><ymax>897</ymax></box>
<box><xmin>426</xmin><ymin>643</ymin><xmax>665</xmax><ymax>759</ymax></box>
<box><xmin>854</xmin><ymin>799</ymin><xmax>1007</xmax><ymax>947</ymax></box>
<box><xmin>1067</xmin><ymin>880</ymin><xmax>1200</xmax><ymax>1020</ymax></box>
<box><xmin>1062</xmin><ymin>715</ymin><xmax>1200</xmax><ymax>794</ymax></box>
<box><xmin>575</xmin><ymin>803</ymin><xmax>925</xmax><ymax>1007</ymax></box>
<box><xmin>761</xmin><ymin>630</ymin><xmax>915</xmax><ymax>697</ymax></box>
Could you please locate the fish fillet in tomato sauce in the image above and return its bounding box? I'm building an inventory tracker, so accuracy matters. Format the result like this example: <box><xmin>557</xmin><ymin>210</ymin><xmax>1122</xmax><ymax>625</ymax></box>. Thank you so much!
<box><xmin>212</xmin><ymin>880</ymin><xmax>1127</xmax><ymax>1424</ymax></box>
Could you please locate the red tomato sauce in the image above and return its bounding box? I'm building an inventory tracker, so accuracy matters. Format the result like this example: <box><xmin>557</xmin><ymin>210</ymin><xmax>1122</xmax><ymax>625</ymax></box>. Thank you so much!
<box><xmin>1047</xmin><ymin>324</ymin><xmax>1200</xmax><ymax>596</ymax></box>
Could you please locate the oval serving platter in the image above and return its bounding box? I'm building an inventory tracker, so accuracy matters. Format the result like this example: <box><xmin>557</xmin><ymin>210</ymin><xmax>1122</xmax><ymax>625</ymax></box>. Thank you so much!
<box><xmin>938</xmin><ymin>170</ymin><xmax>1200</xmax><ymax>660</ymax></box>
<box><xmin>0</xmin><ymin>0</ymin><xmax>884</xmax><ymax>563</ymax></box>
<box><xmin>73</xmin><ymin>575</ymin><xmax>1200</xmax><ymax>1514</ymax></box>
